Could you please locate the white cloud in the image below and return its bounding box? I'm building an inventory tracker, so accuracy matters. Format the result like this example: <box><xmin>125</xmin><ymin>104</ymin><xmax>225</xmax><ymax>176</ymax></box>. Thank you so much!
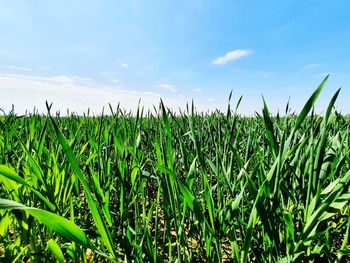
<box><xmin>304</xmin><ymin>63</ymin><xmax>321</xmax><ymax>69</ymax></box>
<box><xmin>212</xmin><ymin>49</ymin><xmax>252</xmax><ymax>65</ymax></box>
<box><xmin>0</xmin><ymin>73</ymin><xmax>191</xmax><ymax>115</ymax></box>
<box><xmin>110</xmin><ymin>78</ymin><xmax>119</xmax><ymax>83</ymax></box>
<box><xmin>2</xmin><ymin>65</ymin><xmax>32</xmax><ymax>72</ymax></box>
<box><xmin>50</xmin><ymin>75</ymin><xmax>74</xmax><ymax>84</ymax></box>
<box><xmin>72</xmin><ymin>76</ymin><xmax>93</xmax><ymax>82</ymax></box>
<box><xmin>157</xmin><ymin>83</ymin><xmax>176</xmax><ymax>92</ymax></box>
<box><xmin>194</xmin><ymin>88</ymin><xmax>201</xmax><ymax>92</ymax></box>
<box><xmin>121</xmin><ymin>63</ymin><xmax>129</xmax><ymax>69</ymax></box>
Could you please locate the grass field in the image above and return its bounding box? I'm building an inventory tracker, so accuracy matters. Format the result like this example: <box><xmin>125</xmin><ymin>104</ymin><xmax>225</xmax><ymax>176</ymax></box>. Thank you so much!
<box><xmin>1</xmin><ymin>76</ymin><xmax>350</xmax><ymax>262</ymax></box>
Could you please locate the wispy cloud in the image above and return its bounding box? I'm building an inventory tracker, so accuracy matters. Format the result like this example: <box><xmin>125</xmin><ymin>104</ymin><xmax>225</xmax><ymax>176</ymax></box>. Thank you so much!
<box><xmin>304</xmin><ymin>63</ymin><xmax>322</xmax><ymax>69</ymax></box>
<box><xmin>194</xmin><ymin>88</ymin><xmax>201</xmax><ymax>92</ymax></box>
<box><xmin>2</xmin><ymin>65</ymin><xmax>32</xmax><ymax>72</ymax></box>
<box><xmin>110</xmin><ymin>78</ymin><xmax>119</xmax><ymax>83</ymax></box>
<box><xmin>121</xmin><ymin>63</ymin><xmax>129</xmax><ymax>69</ymax></box>
<box><xmin>157</xmin><ymin>83</ymin><xmax>176</xmax><ymax>92</ymax></box>
<box><xmin>0</xmin><ymin>73</ymin><xmax>188</xmax><ymax>115</ymax></box>
<box><xmin>43</xmin><ymin>75</ymin><xmax>92</xmax><ymax>84</ymax></box>
<box><xmin>212</xmin><ymin>49</ymin><xmax>252</xmax><ymax>65</ymax></box>
<box><xmin>72</xmin><ymin>76</ymin><xmax>93</xmax><ymax>82</ymax></box>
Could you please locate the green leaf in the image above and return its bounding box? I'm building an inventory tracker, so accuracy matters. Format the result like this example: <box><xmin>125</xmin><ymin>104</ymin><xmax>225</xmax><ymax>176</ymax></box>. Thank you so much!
<box><xmin>262</xmin><ymin>97</ymin><xmax>278</xmax><ymax>156</ymax></box>
<box><xmin>303</xmin><ymin>170</ymin><xmax>350</xmax><ymax>238</ymax></box>
<box><xmin>0</xmin><ymin>165</ymin><xmax>56</xmax><ymax>211</ymax></box>
<box><xmin>294</xmin><ymin>75</ymin><xmax>329</xmax><ymax>131</ymax></box>
<box><xmin>47</xmin><ymin>239</ymin><xmax>65</xmax><ymax>263</ymax></box>
<box><xmin>177</xmin><ymin>179</ymin><xmax>203</xmax><ymax>221</ymax></box>
<box><xmin>0</xmin><ymin>198</ymin><xmax>96</xmax><ymax>250</ymax></box>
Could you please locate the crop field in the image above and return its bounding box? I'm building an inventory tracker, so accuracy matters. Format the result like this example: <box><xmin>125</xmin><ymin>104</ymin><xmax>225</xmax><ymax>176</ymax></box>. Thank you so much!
<box><xmin>1</xmin><ymin>77</ymin><xmax>350</xmax><ymax>262</ymax></box>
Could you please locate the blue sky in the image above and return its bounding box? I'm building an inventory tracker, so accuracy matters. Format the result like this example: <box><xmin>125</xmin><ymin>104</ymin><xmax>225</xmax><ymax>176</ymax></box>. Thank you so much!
<box><xmin>0</xmin><ymin>0</ymin><xmax>349</xmax><ymax>114</ymax></box>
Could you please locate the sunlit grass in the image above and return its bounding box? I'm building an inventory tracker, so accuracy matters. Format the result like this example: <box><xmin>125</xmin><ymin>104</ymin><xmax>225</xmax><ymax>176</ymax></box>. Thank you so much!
<box><xmin>1</xmin><ymin>76</ymin><xmax>350</xmax><ymax>262</ymax></box>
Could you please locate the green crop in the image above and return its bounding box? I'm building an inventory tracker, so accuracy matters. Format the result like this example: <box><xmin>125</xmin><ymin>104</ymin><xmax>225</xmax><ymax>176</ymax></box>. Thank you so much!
<box><xmin>1</xmin><ymin>76</ymin><xmax>350</xmax><ymax>262</ymax></box>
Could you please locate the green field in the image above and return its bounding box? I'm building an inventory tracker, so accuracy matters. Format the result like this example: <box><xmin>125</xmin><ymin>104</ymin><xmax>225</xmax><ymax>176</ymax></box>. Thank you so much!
<box><xmin>1</xmin><ymin>77</ymin><xmax>350</xmax><ymax>262</ymax></box>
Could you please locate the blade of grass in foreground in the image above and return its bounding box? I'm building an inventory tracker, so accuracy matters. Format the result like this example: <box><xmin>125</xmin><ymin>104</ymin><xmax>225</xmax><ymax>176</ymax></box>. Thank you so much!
<box><xmin>303</xmin><ymin>170</ymin><xmax>350</xmax><ymax>239</ymax></box>
<box><xmin>46</xmin><ymin>103</ymin><xmax>116</xmax><ymax>260</ymax></box>
<box><xmin>241</xmin><ymin>179</ymin><xmax>268</xmax><ymax>263</ymax></box>
<box><xmin>294</xmin><ymin>75</ymin><xmax>329</xmax><ymax>132</ymax></box>
<box><xmin>47</xmin><ymin>239</ymin><xmax>65</xmax><ymax>263</ymax></box>
<box><xmin>0</xmin><ymin>164</ymin><xmax>56</xmax><ymax>211</ymax></box>
<box><xmin>0</xmin><ymin>198</ymin><xmax>96</xmax><ymax>251</ymax></box>
<box><xmin>262</xmin><ymin>97</ymin><xmax>278</xmax><ymax>157</ymax></box>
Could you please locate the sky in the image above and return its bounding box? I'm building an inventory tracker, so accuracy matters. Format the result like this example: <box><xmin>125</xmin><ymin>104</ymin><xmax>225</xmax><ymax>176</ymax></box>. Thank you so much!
<box><xmin>0</xmin><ymin>0</ymin><xmax>350</xmax><ymax>115</ymax></box>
